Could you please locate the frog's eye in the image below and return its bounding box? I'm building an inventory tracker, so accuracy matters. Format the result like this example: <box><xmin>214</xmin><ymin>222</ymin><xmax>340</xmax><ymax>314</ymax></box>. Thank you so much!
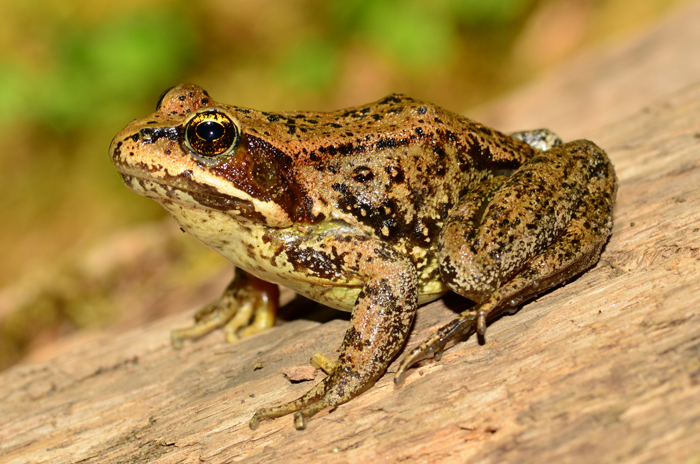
<box><xmin>183</xmin><ymin>110</ymin><xmax>239</xmax><ymax>159</ymax></box>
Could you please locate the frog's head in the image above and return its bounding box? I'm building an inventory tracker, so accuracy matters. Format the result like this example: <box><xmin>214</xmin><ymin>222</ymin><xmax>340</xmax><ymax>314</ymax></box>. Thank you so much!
<box><xmin>109</xmin><ymin>84</ymin><xmax>319</xmax><ymax>227</ymax></box>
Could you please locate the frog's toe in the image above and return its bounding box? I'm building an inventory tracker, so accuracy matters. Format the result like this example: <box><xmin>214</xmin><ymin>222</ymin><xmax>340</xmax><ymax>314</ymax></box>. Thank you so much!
<box><xmin>310</xmin><ymin>352</ymin><xmax>338</xmax><ymax>375</ymax></box>
<box><xmin>394</xmin><ymin>309</ymin><xmax>480</xmax><ymax>384</ymax></box>
<box><xmin>249</xmin><ymin>395</ymin><xmax>328</xmax><ymax>430</ymax></box>
<box><xmin>249</xmin><ymin>403</ymin><xmax>297</xmax><ymax>430</ymax></box>
<box><xmin>224</xmin><ymin>297</ymin><xmax>276</xmax><ymax>343</ymax></box>
<box><xmin>249</xmin><ymin>373</ymin><xmax>331</xmax><ymax>430</ymax></box>
<box><xmin>172</xmin><ymin>271</ymin><xmax>279</xmax><ymax>348</ymax></box>
<box><xmin>249</xmin><ymin>397</ymin><xmax>332</xmax><ymax>430</ymax></box>
<box><xmin>171</xmin><ymin>299</ymin><xmax>237</xmax><ymax>349</ymax></box>
<box><xmin>293</xmin><ymin>401</ymin><xmax>334</xmax><ymax>430</ymax></box>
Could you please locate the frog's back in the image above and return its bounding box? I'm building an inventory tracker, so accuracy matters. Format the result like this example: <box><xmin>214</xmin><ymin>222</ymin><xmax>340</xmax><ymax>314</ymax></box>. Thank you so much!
<box><xmin>232</xmin><ymin>94</ymin><xmax>535</xmax><ymax>174</ymax></box>
<box><xmin>228</xmin><ymin>95</ymin><xmax>537</xmax><ymax>251</ymax></box>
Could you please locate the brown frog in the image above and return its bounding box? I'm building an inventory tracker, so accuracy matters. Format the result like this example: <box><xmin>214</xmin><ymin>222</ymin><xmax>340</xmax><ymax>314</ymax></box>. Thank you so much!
<box><xmin>109</xmin><ymin>84</ymin><xmax>617</xmax><ymax>430</ymax></box>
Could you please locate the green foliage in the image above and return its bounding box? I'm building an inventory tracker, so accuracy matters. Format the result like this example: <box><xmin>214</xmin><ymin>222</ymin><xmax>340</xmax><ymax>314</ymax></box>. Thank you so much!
<box><xmin>276</xmin><ymin>37</ymin><xmax>339</xmax><ymax>91</ymax></box>
<box><xmin>339</xmin><ymin>0</ymin><xmax>454</xmax><ymax>68</ymax></box>
<box><xmin>450</xmin><ymin>0</ymin><xmax>534</xmax><ymax>26</ymax></box>
<box><xmin>331</xmin><ymin>0</ymin><xmax>533</xmax><ymax>71</ymax></box>
<box><xmin>0</xmin><ymin>9</ymin><xmax>196</xmax><ymax>130</ymax></box>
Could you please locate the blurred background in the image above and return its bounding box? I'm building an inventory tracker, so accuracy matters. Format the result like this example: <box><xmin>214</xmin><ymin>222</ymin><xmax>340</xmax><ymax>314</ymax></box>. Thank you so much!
<box><xmin>0</xmin><ymin>0</ymin><xmax>689</xmax><ymax>370</ymax></box>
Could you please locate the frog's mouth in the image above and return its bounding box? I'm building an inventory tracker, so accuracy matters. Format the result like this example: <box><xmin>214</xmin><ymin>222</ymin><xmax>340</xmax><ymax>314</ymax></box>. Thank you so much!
<box><xmin>119</xmin><ymin>172</ymin><xmax>268</xmax><ymax>223</ymax></box>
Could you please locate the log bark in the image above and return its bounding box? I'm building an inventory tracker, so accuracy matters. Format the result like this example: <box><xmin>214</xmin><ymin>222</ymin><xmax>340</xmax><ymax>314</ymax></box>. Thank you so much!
<box><xmin>3</xmin><ymin>5</ymin><xmax>700</xmax><ymax>464</ymax></box>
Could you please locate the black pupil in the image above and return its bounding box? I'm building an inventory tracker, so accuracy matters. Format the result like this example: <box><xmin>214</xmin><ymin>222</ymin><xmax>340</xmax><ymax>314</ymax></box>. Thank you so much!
<box><xmin>196</xmin><ymin>121</ymin><xmax>224</xmax><ymax>141</ymax></box>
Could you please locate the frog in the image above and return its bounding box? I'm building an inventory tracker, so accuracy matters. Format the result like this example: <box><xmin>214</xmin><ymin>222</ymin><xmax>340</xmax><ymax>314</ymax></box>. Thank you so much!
<box><xmin>109</xmin><ymin>84</ymin><xmax>617</xmax><ymax>431</ymax></box>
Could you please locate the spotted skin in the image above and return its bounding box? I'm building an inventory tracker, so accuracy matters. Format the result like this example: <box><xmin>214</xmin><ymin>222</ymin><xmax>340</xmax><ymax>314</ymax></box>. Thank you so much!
<box><xmin>109</xmin><ymin>84</ymin><xmax>617</xmax><ymax>430</ymax></box>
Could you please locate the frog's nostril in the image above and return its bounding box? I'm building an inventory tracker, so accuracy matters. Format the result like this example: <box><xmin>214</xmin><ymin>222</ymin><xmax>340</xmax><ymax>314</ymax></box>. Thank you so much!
<box><xmin>139</xmin><ymin>128</ymin><xmax>153</xmax><ymax>142</ymax></box>
<box><xmin>139</xmin><ymin>126</ymin><xmax>180</xmax><ymax>144</ymax></box>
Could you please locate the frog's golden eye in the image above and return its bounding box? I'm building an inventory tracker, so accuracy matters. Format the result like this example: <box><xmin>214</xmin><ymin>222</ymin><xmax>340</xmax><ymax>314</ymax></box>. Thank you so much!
<box><xmin>183</xmin><ymin>110</ymin><xmax>239</xmax><ymax>158</ymax></box>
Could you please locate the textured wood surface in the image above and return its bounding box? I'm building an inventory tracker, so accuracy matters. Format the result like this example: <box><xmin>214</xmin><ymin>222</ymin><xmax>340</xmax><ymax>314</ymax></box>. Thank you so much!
<box><xmin>2</xmin><ymin>5</ymin><xmax>700</xmax><ymax>463</ymax></box>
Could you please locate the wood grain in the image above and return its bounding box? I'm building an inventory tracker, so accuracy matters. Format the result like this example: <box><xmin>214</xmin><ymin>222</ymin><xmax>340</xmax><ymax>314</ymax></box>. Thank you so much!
<box><xmin>2</xmin><ymin>5</ymin><xmax>700</xmax><ymax>463</ymax></box>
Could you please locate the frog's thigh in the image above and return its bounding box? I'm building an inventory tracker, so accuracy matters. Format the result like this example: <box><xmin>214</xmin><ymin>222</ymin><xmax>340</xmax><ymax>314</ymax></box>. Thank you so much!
<box><xmin>397</xmin><ymin>189</ymin><xmax>614</xmax><ymax>379</ymax></box>
<box><xmin>398</xmin><ymin>145</ymin><xmax>615</xmax><ymax>378</ymax></box>
<box><xmin>439</xmin><ymin>139</ymin><xmax>612</xmax><ymax>304</ymax></box>
<box><xmin>481</xmin><ymin>174</ymin><xmax>615</xmax><ymax>316</ymax></box>
<box><xmin>250</xmin><ymin>239</ymin><xmax>419</xmax><ymax>430</ymax></box>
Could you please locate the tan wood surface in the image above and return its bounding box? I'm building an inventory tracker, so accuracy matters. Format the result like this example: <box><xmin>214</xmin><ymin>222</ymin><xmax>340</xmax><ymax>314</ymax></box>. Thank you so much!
<box><xmin>2</xmin><ymin>4</ymin><xmax>700</xmax><ymax>463</ymax></box>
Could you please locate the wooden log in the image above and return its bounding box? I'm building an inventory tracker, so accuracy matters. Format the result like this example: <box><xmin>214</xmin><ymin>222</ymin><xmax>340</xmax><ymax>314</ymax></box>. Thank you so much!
<box><xmin>3</xmin><ymin>6</ymin><xmax>700</xmax><ymax>464</ymax></box>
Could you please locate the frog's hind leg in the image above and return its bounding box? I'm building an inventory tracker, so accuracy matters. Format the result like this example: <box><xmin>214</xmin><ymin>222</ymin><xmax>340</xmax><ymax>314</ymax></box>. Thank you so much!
<box><xmin>396</xmin><ymin>140</ymin><xmax>616</xmax><ymax>383</ymax></box>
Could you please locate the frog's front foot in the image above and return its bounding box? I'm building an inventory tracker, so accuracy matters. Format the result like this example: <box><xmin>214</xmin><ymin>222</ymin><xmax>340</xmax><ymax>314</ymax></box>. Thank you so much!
<box><xmin>249</xmin><ymin>364</ymin><xmax>371</xmax><ymax>430</ymax></box>
<box><xmin>394</xmin><ymin>308</ymin><xmax>485</xmax><ymax>384</ymax></box>
<box><xmin>250</xmin><ymin>352</ymin><xmax>337</xmax><ymax>429</ymax></box>
<box><xmin>249</xmin><ymin>393</ymin><xmax>322</xmax><ymax>431</ymax></box>
<box><xmin>171</xmin><ymin>270</ymin><xmax>278</xmax><ymax>348</ymax></box>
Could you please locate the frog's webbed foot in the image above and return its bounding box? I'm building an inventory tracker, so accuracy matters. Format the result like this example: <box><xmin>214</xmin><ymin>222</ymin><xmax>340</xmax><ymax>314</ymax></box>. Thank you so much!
<box><xmin>394</xmin><ymin>308</ymin><xmax>488</xmax><ymax>384</ymax></box>
<box><xmin>171</xmin><ymin>270</ymin><xmax>278</xmax><ymax>349</ymax></box>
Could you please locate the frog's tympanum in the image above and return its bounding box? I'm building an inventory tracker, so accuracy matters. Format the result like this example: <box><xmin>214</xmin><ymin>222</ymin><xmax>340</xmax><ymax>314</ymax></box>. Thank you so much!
<box><xmin>110</xmin><ymin>84</ymin><xmax>617</xmax><ymax>430</ymax></box>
